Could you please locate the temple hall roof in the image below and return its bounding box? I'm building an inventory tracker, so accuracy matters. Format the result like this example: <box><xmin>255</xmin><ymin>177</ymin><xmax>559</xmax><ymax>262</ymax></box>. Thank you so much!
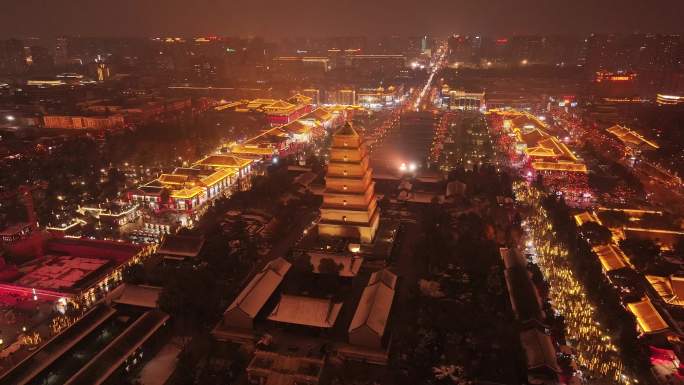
<box><xmin>348</xmin><ymin>269</ymin><xmax>397</xmax><ymax>337</ymax></box>
<box><xmin>267</xmin><ymin>294</ymin><xmax>342</xmax><ymax>328</ymax></box>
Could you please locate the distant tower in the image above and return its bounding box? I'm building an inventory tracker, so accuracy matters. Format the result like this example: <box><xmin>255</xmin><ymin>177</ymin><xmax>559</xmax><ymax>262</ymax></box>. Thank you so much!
<box><xmin>17</xmin><ymin>185</ymin><xmax>39</xmax><ymax>230</ymax></box>
<box><xmin>96</xmin><ymin>62</ymin><xmax>111</xmax><ymax>81</ymax></box>
<box><xmin>54</xmin><ymin>37</ymin><xmax>68</xmax><ymax>67</ymax></box>
<box><xmin>318</xmin><ymin>122</ymin><xmax>380</xmax><ymax>244</ymax></box>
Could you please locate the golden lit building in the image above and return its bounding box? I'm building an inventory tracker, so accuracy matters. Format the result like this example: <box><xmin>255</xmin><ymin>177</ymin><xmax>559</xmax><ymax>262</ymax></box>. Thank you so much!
<box><xmin>239</xmin><ymin>95</ymin><xmax>313</xmax><ymax>125</ymax></box>
<box><xmin>606</xmin><ymin>124</ymin><xmax>659</xmax><ymax>156</ymax></box>
<box><xmin>318</xmin><ymin>122</ymin><xmax>379</xmax><ymax>243</ymax></box>
<box><xmin>627</xmin><ymin>297</ymin><xmax>669</xmax><ymax>334</ymax></box>
<box><xmin>656</xmin><ymin>94</ymin><xmax>684</xmax><ymax>106</ymax></box>
<box><xmin>440</xmin><ymin>85</ymin><xmax>485</xmax><ymax>111</ymax></box>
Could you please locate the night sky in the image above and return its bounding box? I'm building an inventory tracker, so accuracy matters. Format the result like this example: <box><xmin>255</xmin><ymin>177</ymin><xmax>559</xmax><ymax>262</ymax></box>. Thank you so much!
<box><xmin>2</xmin><ymin>0</ymin><xmax>684</xmax><ymax>38</ymax></box>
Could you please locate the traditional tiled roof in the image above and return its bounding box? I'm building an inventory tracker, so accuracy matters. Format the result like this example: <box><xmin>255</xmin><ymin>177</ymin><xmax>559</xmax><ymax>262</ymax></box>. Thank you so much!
<box><xmin>263</xmin><ymin>100</ymin><xmax>297</xmax><ymax>114</ymax></box>
<box><xmin>287</xmin><ymin>93</ymin><xmax>313</xmax><ymax>105</ymax></box>
<box><xmin>157</xmin><ymin>235</ymin><xmax>205</xmax><ymax>258</ymax></box>
<box><xmin>194</xmin><ymin>154</ymin><xmax>252</xmax><ymax>169</ymax></box>
<box><xmin>500</xmin><ymin>248</ymin><xmax>544</xmax><ymax>323</ymax></box>
<box><xmin>200</xmin><ymin>168</ymin><xmax>236</xmax><ymax>187</ymax></box>
<box><xmin>531</xmin><ymin>161</ymin><xmax>587</xmax><ymax>173</ymax></box>
<box><xmin>169</xmin><ymin>186</ymin><xmax>205</xmax><ymax>199</ymax></box>
<box><xmin>525</xmin><ymin>146</ymin><xmax>557</xmax><ymax>157</ymax></box>
<box><xmin>267</xmin><ymin>294</ymin><xmax>342</xmax><ymax>328</ymax></box>
<box><xmin>627</xmin><ymin>297</ymin><xmax>669</xmax><ymax>333</ymax></box>
<box><xmin>520</xmin><ymin>329</ymin><xmax>561</xmax><ymax>373</ymax></box>
<box><xmin>230</xmin><ymin>145</ymin><xmax>277</xmax><ymax>156</ymax></box>
<box><xmin>113</xmin><ymin>284</ymin><xmax>162</xmax><ymax>308</ymax></box>
<box><xmin>225</xmin><ymin>258</ymin><xmax>291</xmax><ymax>319</ymax></box>
<box><xmin>592</xmin><ymin>244</ymin><xmax>631</xmax><ymax>272</ymax></box>
<box><xmin>512</xmin><ymin>115</ymin><xmax>545</xmax><ymax>131</ymax></box>
<box><xmin>302</xmin><ymin>107</ymin><xmax>333</xmax><ymax>122</ymax></box>
<box><xmin>524</xmin><ymin>136</ymin><xmax>576</xmax><ymax>162</ymax></box>
<box><xmin>537</xmin><ymin>137</ymin><xmax>577</xmax><ymax>161</ymax></box>
<box><xmin>246</xmin><ymin>351</ymin><xmax>324</xmax><ymax>384</ymax></box>
<box><xmin>281</xmin><ymin>120</ymin><xmax>310</xmax><ymax>135</ymax></box>
<box><xmin>171</xmin><ymin>167</ymin><xmax>206</xmax><ymax>177</ymax></box>
<box><xmin>246</xmin><ymin>98</ymin><xmax>278</xmax><ymax>109</ymax></box>
<box><xmin>519</xmin><ymin>128</ymin><xmax>550</xmax><ymax>147</ymax></box>
<box><xmin>158</xmin><ymin>174</ymin><xmax>190</xmax><ymax>185</ymax></box>
<box><xmin>574</xmin><ymin>211</ymin><xmax>602</xmax><ymax>227</ymax></box>
<box><xmin>646</xmin><ymin>275</ymin><xmax>684</xmax><ymax>307</ymax></box>
<box><xmin>348</xmin><ymin>269</ymin><xmax>397</xmax><ymax>337</ymax></box>
<box><xmin>245</xmin><ymin>127</ymin><xmax>289</xmax><ymax>146</ymax></box>
<box><xmin>607</xmin><ymin>125</ymin><xmax>659</xmax><ymax>149</ymax></box>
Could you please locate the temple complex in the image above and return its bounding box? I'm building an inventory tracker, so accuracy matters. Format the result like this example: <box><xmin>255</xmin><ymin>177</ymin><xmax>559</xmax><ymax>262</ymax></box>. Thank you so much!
<box><xmin>318</xmin><ymin>122</ymin><xmax>380</xmax><ymax>244</ymax></box>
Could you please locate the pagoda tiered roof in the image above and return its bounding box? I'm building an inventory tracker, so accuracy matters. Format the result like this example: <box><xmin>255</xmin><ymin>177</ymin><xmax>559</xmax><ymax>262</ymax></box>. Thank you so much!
<box><xmin>319</xmin><ymin>121</ymin><xmax>380</xmax><ymax>243</ymax></box>
<box><xmin>334</xmin><ymin>121</ymin><xmax>360</xmax><ymax>137</ymax></box>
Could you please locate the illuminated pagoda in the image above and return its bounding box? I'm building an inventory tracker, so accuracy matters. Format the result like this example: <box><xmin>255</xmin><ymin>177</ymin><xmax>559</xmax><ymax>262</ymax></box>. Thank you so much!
<box><xmin>318</xmin><ymin>122</ymin><xmax>379</xmax><ymax>244</ymax></box>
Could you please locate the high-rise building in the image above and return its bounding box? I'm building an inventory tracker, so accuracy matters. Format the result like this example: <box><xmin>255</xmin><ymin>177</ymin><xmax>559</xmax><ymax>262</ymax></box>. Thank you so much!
<box><xmin>448</xmin><ymin>35</ymin><xmax>476</xmax><ymax>64</ymax></box>
<box><xmin>421</xmin><ymin>35</ymin><xmax>434</xmax><ymax>55</ymax></box>
<box><xmin>407</xmin><ymin>36</ymin><xmax>423</xmax><ymax>55</ymax></box>
<box><xmin>593</xmin><ymin>70</ymin><xmax>638</xmax><ymax>99</ymax></box>
<box><xmin>584</xmin><ymin>34</ymin><xmax>682</xmax><ymax>73</ymax></box>
<box><xmin>0</xmin><ymin>39</ymin><xmax>27</xmax><ymax>74</ymax></box>
<box><xmin>95</xmin><ymin>62</ymin><xmax>111</xmax><ymax>81</ymax></box>
<box><xmin>318</xmin><ymin>123</ymin><xmax>379</xmax><ymax>244</ymax></box>
<box><xmin>27</xmin><ymin>45</ymin><xmax>54</xmax><ymax>72</ymax></box>
<box><xmin>54</xmin><ymin>37</ymin><xmax>68</xmax><ymax>67</ymax></box>
<box><xmin>509</xmin><ymin>35</ymin><xmax>545</xmax><ymax>64</ymax></box>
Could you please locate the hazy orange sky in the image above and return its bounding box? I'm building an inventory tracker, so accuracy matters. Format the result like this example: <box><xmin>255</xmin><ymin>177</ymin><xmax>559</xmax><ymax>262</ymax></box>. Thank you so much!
<box><xmin>2</xmin><ymin>0</ymin><xmax>684</xmax><ymax>38</ymax></box>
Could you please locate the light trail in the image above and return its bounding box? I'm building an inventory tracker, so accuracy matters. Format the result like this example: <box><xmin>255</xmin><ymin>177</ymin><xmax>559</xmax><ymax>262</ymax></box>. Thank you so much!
<box><xmin>413</xmin><ymin>44</ymin><xmax>447</xmax><ymax>110</ymax></box>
